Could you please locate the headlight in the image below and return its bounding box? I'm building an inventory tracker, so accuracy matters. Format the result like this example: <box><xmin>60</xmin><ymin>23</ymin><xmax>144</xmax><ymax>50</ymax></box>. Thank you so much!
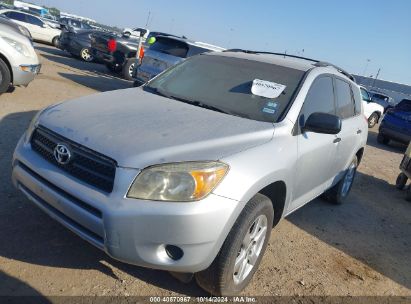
<box><xmin>2</xmin><ymin>37</ymin><xmax>31</xmax><ymax>57</ymax></box>
<box><xmin>127</xmin><ymin>161</ymin><xmax>229</xmax><ymax>202</ymax></box>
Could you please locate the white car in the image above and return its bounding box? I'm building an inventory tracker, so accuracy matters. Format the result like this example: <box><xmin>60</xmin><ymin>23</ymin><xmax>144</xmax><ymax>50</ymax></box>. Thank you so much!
<box><xmin>360</xmin><ymin>86</ymin><xmax>385</xmax><ymax>128</ymax></box>
<box><xmin>122</xmin><ymin>27</ymin><xmax>149</xmax><ymax>40</ymax></box>
<box><xmin>0</xmin><ymin>22</ymin><xmax>40</xmax><ymax>93</ymax></box>
<box><xmin>0</xmin><ymin>9</ymin><xmax>61</xmax><ymax>46</ymax></box>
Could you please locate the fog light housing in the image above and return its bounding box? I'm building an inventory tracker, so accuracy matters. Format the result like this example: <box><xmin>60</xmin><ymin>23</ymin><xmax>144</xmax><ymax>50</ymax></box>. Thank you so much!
<box><xmin>165</xmin><ymin>245</ymin><xmax>184</xmax><ymax>261</ymax></box>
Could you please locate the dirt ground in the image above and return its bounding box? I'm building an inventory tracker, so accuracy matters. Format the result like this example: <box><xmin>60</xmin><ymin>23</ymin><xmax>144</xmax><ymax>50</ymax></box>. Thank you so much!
<box><xmin>0</xmin><ymin>44</ymin><xmax>410</xmax><ymax>298</ymax></box>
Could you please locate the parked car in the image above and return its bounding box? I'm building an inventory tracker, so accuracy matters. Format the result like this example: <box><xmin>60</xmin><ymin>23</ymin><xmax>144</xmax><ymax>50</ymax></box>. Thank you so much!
<box><xmin>359</xmin><ymin>86</ymin><xmax>385</xmax><ymax>128</ymax></box>
<box><xmin>370</xmin><ymin>91</ymin><xmax>395</xmax><ymax>112</ymax></box>
<box><xmin>0</xmin><ymin>9</ymin><xmax>61</xmax><ymax>46</ymax></box>
<box><xmin>90</xmin><ymin>31</ymin><xmax>143</xmax><ymax>80</ymax></box>
<box><xmin>134</xmin><ymin>36</ymin><xmax>225</xmax><ymax>85</ymax></box>
<box><xmin>378</xmin><ymin>99</ymin><xmax>411</xmax><ymax>145</ymax></box>
<box><xmin>59</xmin><ymin>29</ymin><xmax>102</xmax><ymax>62</ymax></box>
<box><xmin>0</xmin><ymin>22</ymin><xmax>40</xmax><ymax>93</ymax></box>
<box><xmin>12</xmin><ymin>51</ymin><xmax>367</xmax><ymax>295</ymax></box>
<box><xmin>0</xmin><ymin>14</ymin><xmax>32</xmax><ymax>39</ymax></box>
<box><xmin>122</xmin><ymin>27</ymin><xmax>149</xmax><ymax>40</ymax></box>
<box><xmin>60</xmin><ymin>17</ymin><xmax>93</xmax><ymax>32</ymax></box>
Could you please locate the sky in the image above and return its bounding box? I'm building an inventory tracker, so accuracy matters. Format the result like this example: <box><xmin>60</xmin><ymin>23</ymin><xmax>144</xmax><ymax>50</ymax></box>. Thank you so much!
<box><xmin>31</xmin><ymin>0</ymin><xmax>411</xmax><ymax>85</ymax></box>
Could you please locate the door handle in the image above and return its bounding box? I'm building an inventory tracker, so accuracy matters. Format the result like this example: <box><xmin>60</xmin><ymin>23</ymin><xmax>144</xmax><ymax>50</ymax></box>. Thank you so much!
<box><xmin>357</xmin><ymin>130</ymin><xmax>362</xmax><ymax>134</ymax></box>
<box><xmin>333</xmin><ymin>138</ymin><xmax>342</xmax><ymax>143</ymax></box>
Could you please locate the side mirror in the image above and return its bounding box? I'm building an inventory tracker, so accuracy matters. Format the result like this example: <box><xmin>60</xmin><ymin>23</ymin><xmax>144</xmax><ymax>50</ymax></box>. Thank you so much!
<box><xmin>302</xmin><ymin>112</ymin><xmax>341</xmax><ymax>135</ymax></box>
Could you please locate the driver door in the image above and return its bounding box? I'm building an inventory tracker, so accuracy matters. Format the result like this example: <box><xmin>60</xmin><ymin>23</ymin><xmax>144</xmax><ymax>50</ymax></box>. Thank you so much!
<box><xmin>289</xmin><ymin>76</ymin><xmax>338</xmax><ymax>212</ymax></box>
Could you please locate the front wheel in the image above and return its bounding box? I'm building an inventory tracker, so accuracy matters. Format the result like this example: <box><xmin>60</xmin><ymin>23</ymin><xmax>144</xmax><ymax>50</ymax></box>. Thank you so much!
<box><xmin>325</xmin><ymin>156</ymin><xmax>358</xmax><ymax>204</ymax></box>
<box><xmin>377</xmin><ymin>133</ymin><xmax>390</xmax><ymax>145</ymax></box>
<box><xmin>368</xmin><ymin>113</ymin><xmax>379</xmax><ymax>128</ymax></box>
<box><xmin>0</xmin><ymin>57</ymin><xmax>11</xmax><ymax>94</ymax></box>
<box><xmin>195</xmin><ymin>193</ymin><xmax>274</xmax><ymax>296</ymax></box>
<box><xmin>396</xmin><ymin>173</ymin><xmax>408</xmax><ymax>190</ymax></box>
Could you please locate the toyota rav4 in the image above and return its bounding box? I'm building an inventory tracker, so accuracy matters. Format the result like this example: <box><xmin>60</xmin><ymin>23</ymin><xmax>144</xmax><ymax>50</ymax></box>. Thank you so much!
<box><xmin>12</xmin><ymin>50</ymin><xmax>367</xmax><ymax>295</ymax></box>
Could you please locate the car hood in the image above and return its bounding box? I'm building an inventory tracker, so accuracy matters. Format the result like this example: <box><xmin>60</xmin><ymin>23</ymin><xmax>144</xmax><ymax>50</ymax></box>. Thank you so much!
<box><xmin>38</xmin><ymin>88</ymin><xmax>275</xmax><ymax>168</ymax></box>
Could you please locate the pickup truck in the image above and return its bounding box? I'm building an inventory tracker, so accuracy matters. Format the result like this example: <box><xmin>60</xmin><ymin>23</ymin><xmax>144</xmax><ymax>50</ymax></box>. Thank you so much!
<box><xmin>90</xmin><ymin>32</ymin><xmax>143</xmax><ymax>80</ymax></box>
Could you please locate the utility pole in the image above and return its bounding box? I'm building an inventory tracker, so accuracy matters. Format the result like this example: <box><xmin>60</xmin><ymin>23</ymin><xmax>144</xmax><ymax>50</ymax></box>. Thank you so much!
<box><xmin>372</xmin><ymin>68</ymin><xmax>381</xmax><ymax>88</ymax></box>
<box><xmin>145</xmin><ymin>11</ymin><xmax>151</xmax><ymax>28</ymax></box>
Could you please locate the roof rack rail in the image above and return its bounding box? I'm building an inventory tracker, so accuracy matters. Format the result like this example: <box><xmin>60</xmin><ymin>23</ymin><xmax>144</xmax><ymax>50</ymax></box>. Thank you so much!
<box><xmin>224</xmin><ymin>49</ymin><xmax>355</xmax><ymax>81</ymax></box>
<box><xmin>314</xmin><ymin>62</ymin><xmax>355</xmax><ymax>81</ymax></box>
<box><xmin>224</xmin><ymin>49</ymin><xmax>320</xmax><ymax>63</ymax></box>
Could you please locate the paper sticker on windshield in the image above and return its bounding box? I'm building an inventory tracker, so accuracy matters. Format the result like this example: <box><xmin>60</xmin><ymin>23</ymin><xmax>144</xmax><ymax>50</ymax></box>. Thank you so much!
<box><xmin>262</xmin><ymin>107</ymin><xmax>276</xmax><ymax>114</ymax></box>
<box><xmin>251</xmin><ymin>79</ymin><xmax>286</xmax><ymax>99</ymax></box>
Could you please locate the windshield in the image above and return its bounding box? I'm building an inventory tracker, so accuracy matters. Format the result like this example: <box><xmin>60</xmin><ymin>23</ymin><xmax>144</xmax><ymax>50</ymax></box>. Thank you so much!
<box><xmin>145</xmin><ymin>54</ymin><xmax>305</xmax><ymax>123</ymax></box>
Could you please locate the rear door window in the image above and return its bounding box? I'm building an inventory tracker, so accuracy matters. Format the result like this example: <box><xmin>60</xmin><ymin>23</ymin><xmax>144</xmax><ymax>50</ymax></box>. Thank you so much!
<box><xmin>26</xmin><ymin>14</ymin><xmax>44</xmax><ymax>26</ymax></box>
<box><xmin>335</xmin><ymin>78</ymin><xmax>355</xmax><ymax>119</ymax></box>
<box><xmin>150</xmin><ymin>37</ymin><xmax>189</xmax><ymax>58</ymax></box>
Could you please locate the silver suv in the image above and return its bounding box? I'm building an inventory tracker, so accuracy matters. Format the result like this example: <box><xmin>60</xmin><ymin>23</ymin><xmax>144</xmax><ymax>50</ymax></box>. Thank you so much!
<box><xmin>12</xmin><ymin>50</ymin><xmax>367</xmax><ymax>295</ymax></box>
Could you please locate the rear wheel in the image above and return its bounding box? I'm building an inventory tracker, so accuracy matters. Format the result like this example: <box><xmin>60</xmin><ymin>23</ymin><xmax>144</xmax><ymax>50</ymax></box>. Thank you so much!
<box><xmin>368</xmin><ymin>112</ymin><xmax>379</xmax><ymax>128</ymax></box>
<box><xmin>80</xmin><ymin>48</ymin><xmax>94</xmax><ymax>62</ymax></box>
<box><xmin>325</xmin><ymin>156</ymin><xmax>358</xmax><ymax>204</ymax></box>
<box><xmin>0</xmin><ymin>58</ymin><xmax>11</xmax><ymax>94</ymax></box>
<box><xmin>377</xmin><ymin>133</ymin><xmax>390</xmax><ymax>145</ymax></box>
<box><xmin>195</xmin><ymin>193</ymin><xmax>273</xmax><ymax>296</ymax></box>
<box><xmin>122</xmin><ymin>58</ymin><xmax>136</xmax><ymax>80</ymax></box>
<box><xmin>396</xmin><ymin>173</ymin><xmax>408</xmax><ymax>190</ymax></box>
<box><xmin>52</xmin><ymin>36</ymin><xmax>59</xmax><ymax>47</ymax></box>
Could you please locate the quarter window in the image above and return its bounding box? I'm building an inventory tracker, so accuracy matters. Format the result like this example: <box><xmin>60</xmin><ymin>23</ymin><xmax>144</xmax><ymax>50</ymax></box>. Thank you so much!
<box><xmin>335</xmin><ymin>78</ymin><xmax>355</xmax><ymax>119</ymax></box>
<box><xmin>300</xmin><ymin>76</ymin><xmax>335</xmax><ymax>124</ymax></box>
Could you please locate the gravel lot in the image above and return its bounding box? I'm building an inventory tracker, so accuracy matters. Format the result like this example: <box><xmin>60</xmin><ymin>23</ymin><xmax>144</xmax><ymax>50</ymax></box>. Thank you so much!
<box><xmin>0</xmin><ymin>44</ymin><xmax>410</xmax><ymax>298</ymax></box>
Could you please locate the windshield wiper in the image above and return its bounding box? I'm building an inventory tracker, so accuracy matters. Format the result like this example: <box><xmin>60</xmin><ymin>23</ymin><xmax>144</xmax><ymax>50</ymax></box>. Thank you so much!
<box><xmin>144</xmin><ymin>87</ymin><xmax>230</xmax><ymax>115</ymax></box>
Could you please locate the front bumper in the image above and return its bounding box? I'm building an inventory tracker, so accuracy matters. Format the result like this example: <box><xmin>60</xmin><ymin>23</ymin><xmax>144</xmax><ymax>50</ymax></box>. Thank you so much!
<box><xmin>12</xmin><ymin>135</ymin><xmax>242</xmax><ymax>273</ymax></box>
<box><xmin>12</xmin><ymin>64</ymin><xmax>41</xmax><ymax>86</ymax></box>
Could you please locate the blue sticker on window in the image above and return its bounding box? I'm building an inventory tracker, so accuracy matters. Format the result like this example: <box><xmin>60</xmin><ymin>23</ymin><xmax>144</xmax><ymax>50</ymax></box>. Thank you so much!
<box><xmin>262</xmin><ymin>107</ymin><xmax>276</xmax><ymax>114</ymax></box>
<box><xmin>266</xmin><ymin>102</ymin><xmax>278</xmax><ymax>108</ymax></box>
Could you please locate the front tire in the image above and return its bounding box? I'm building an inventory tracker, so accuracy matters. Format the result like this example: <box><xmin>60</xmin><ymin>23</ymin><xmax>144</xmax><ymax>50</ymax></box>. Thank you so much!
<box><xmin>195</xmin><ymin>193</ymin><xmax>274</xmax><ymax>296</ymax></box>
<box><xmin>0</xmin><ymin>58</ymin><xmax>11</xmax><ymax>94</ymax></box>
<box><xmin>325</xmin><ymin>156</ymin><xmax>358</xmax><ymax>204</ymax></box>
<box><xmin>368</xmin><ymin>112</ymin><xmax>379</xmax><ymax>128</ymax></box>
<box><xmin>377</xmin><ymin>133</ymin><xmax>390</xmax><ymax>145</ymax></box>
<box><xmin>396</xmin><ymin>173</ymin><xmax>408</xmax><ymax>190</ymax></box>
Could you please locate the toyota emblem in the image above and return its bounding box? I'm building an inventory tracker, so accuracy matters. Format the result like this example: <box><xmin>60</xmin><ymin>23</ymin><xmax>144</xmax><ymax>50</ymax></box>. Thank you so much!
<box><xmin>54</xmin><ymin>143</ymin><xmax>72</xmax><ymax>165</ymax></box>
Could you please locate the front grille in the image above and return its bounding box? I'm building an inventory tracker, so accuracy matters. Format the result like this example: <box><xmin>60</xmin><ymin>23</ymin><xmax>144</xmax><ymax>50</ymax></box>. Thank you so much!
<box><xmin>30</xmin><ymin>126</ymin><xmax>116</xmax><ymax>193</ymax></box>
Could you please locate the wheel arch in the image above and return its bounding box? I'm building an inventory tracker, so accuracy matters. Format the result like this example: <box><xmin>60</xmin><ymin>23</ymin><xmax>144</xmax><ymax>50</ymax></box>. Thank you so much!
<box><xmin>356</xmin><ymin>147</ymin><xmax>365</xmax><ymax>165</ymax></box>
<box><xmin>258</xmin><ymin>180</ymin><xmax>287</xmax><ymax>226</ymax></box>
<box><xmin>0</xmin><ymin>52</ymin><xmax>13</xmax><ymax>82</ymax></box>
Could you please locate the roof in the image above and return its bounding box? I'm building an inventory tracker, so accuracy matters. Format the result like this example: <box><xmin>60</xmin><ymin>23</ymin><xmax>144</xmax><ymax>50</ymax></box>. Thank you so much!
<box><xmin>206</xmin><ymin>49</ymin><xmax>354</xmax><ymax>80</ymax></box>
<box><xmin>155</xmin><ymin>35</ymin><xmax>225</xmax><ymax>52</ymax></box>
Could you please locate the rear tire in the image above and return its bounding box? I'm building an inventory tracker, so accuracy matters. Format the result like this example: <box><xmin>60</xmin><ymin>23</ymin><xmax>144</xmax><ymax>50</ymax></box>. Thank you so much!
<box><xmin>377</xmin><ymin>133</ymin><xmax>389</xmax><ymax>145</ymax></box>
<box><xmin>52</xmin><ymin>36</ymin><xmax>59</xmax><ymax>47</ymax></box>
<box><xmin>80</xmin><ymin>48</ymin><xmax>94</xmax><ymax>62</ymax></box>
<box><xmin>396</xmin><ymin>173</ymin><xmax>408</xmax><ymax>190</ymax></box>
<box><xmin>195</xmin><ymin>193</ymin><xmax>274</xmax><ymax>296</ymax></box>
<box><xmin>0</xmin><ymin>58</ymin><xmax>11</xmax><ymax>94</ymax></box>
<box><xmin>368</xmin><ymin>112</ymin><xmax>379</xmax><ymax>128</ymax></box>
<box><xmin>122</xmin><ymin>58</ymin><xmax>135</xmax><ymax>80</ymax></box>
<box><xmin>325</xmin><ymin>156</ymin><xmax>358</xmax><ymax>204</ymax></box>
